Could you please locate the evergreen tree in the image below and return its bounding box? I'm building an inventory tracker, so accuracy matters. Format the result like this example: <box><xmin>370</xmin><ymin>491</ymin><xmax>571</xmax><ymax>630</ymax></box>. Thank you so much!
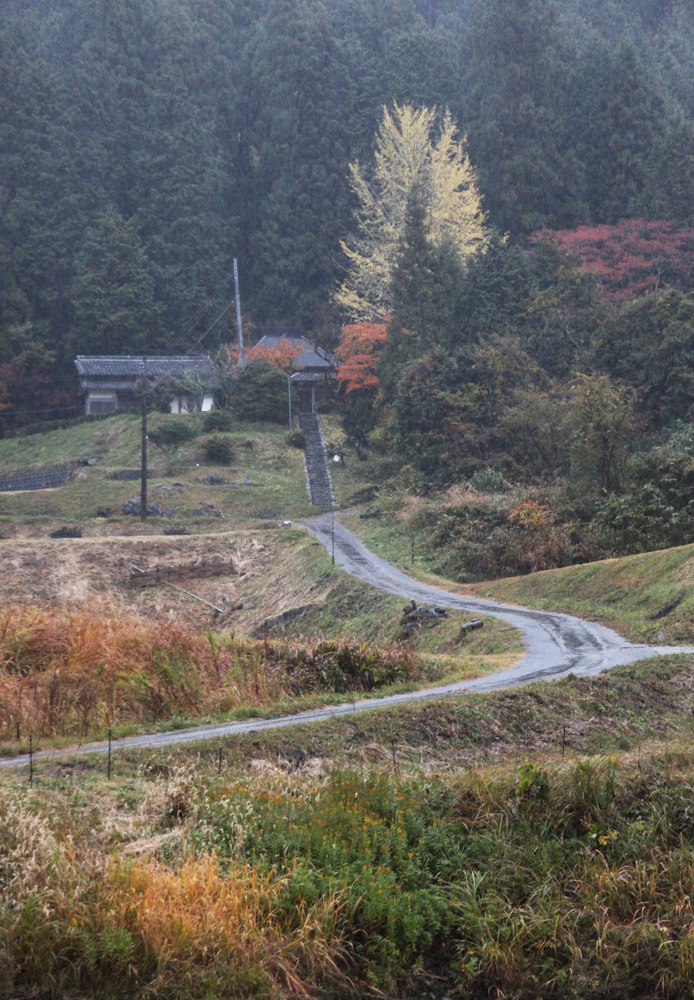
<box><xmin>380</xmin><ymin>191</ymin><xmax>464</xmax><ymax>394</ymax></box>
<box><xmin>569</xmin><ymin>39</ymin><xmax>666</xmax><ymax>224</ymax></box>
<box><xmin>461</xmin><ymin>0</ymin><xmax>586</xmax><ymax>236</ymax></box>
<box><xmin>70</xmin><ymin>209</ymin><xmax>161</xmax><ymax>355</ymax></box>
<box><xmin>457</xmin><ymin>232</ymin><xmax>533</xmax><ymax>340</ymax></box>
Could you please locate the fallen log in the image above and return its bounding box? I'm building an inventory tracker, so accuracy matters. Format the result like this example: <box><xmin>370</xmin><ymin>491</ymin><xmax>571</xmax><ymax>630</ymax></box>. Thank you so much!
<box><xmin>460</xmin><ymin>618</ymin><xmax>484</xmax><ymax>635</ymax></box>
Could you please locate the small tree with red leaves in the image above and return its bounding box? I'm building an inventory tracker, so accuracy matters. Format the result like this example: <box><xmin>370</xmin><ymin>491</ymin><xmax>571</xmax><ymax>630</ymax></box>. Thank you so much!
<box><xmin>335</xmin><ymin>322</ymin><xmax>388</xmax><ymax>453</ymax></box>
<box><xmin>248</xmin><ymin>337</ymin><xmax>303</xmax><ymax>372</ymax></box>
<box><xmin>336</xmin><ymin>322</ymin><xmax>388</xmax><ymax>394</ymax></box>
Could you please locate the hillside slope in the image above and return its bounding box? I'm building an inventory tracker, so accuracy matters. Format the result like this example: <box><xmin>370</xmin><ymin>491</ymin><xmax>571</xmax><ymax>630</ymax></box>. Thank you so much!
<box><xmin>470</xmin><ymin>544</ymin><xmax>694</xmax><ymax>645</ymax></box>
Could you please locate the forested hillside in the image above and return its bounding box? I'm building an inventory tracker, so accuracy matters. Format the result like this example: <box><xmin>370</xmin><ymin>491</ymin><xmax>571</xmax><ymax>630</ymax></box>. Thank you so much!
<box><xmin>3</xmin><ymin>0</ymin><xmax>694</xmax><ymax>416</ymax></box>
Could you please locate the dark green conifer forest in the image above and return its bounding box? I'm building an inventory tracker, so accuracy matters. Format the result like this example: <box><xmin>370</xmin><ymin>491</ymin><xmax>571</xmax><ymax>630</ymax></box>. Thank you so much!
<box><xmin>3</xmin><ymin>0</ymin><xmax>694</xmax><ymax>409</ymax></box>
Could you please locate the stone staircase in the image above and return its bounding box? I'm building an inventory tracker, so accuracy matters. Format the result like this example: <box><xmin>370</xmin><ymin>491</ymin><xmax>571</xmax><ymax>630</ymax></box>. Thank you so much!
<box><xmin>298</xmin><ymin>412</ymin><xmax>334</xmax><ymax>507</ymax></box>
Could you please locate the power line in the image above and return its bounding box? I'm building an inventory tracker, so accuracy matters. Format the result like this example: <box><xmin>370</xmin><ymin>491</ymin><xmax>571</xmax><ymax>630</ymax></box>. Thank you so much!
<box><xmin>162</xmin><ymin>294</ymin><xmax>218</xmax><ymax>355</ymax></box>
<box><xmin>0</xmin><ymin>403</ymin><xmax>84</xmax><ymax>418</ymax></box>
<box><xmin>184</xmin><ymin>299</ymin><xmax>235</xmax><ymax>357</ymax></box>
<box><xmin>161</xmin><ymin>279</ymin><xmax>233</xmax><ymax>356</ymax></box>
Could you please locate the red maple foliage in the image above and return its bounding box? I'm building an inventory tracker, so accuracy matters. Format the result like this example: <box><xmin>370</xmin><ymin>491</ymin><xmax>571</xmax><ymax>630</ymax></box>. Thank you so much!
<box><xmin>249</xmin><ymin>338</ymin><xmax>304</xmax><ymax>371</ymax></box>
<box><xmin>336</xmin><ymin>322</ymin><xmax>388</xmax><ymax>394</ymax></box>
<box><xmin>225</xmin><ymin>337</ymin><xmax>303</xmax><ymax>372</ymax></box>
<box><xmin>542</xmin><ymin>219</ymin><xmax>694</xmax><ymax>298</ymax></box>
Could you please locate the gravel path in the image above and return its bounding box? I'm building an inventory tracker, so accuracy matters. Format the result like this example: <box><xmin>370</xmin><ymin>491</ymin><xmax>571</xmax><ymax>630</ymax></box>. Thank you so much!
<box><xmin>2</xmin><ymin>517</ymin><xmax>692</xmax><ymax>771</ymax></box>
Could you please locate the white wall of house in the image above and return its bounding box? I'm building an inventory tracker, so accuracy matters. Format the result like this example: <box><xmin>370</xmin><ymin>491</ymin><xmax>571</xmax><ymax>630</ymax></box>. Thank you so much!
<box><xmin>168</xmin><ymin>394</ymin><xmax>214</xmax><ymax>413</ymax></box>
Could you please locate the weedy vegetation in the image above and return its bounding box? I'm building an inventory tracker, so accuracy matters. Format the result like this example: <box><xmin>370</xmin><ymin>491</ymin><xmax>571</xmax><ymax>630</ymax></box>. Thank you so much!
<box><xmin>5</xmin><ymin>702</ymin><xmax>694</xmax><ymax>998</ymax></box>
<box><xmin>0</xmin><ymin>604</ymin><xmax>425</xmax><ymax>746</ymax></box>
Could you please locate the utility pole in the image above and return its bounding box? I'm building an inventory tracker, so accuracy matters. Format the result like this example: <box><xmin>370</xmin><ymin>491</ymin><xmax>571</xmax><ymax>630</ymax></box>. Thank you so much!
<box><xmin>287</xmin><ymin>370</ymin><xmax>292</xmax><ymax>430</ymax></box>
<box><xmin>140</xmin><ymin>356</ymin><xmax>148</xmax><ymax>522</ymax></box>
<box><xmin>331</xmin><ymin>502</ymin><xmax>335</xmax><ymax>565</ymax></box>
<box><xmin>233</xmin><ymin>258</ymin><xmax>245</xmax><ymax>369</ymax></box>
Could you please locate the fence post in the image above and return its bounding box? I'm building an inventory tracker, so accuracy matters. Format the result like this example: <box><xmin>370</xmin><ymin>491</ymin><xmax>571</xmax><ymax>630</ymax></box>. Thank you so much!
<box><xmin>108</xmin><ymin>729</ymin><xmax>112</xmax><ymax>780</ymax></box>
<box><xmin>29</xmin><ymin>735</ymin><xmax>33</xmax><ymax>785</ymax></box>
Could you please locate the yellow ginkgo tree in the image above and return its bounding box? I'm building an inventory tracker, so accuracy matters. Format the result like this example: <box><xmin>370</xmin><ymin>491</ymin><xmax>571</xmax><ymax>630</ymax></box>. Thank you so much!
<box><xmin>336</xmin><ymin>103</ymin><xmax>489</xmax><ymax>321</ymax></box>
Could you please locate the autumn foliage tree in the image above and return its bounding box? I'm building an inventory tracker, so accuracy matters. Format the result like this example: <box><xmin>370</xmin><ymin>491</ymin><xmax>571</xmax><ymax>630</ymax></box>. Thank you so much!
<box><xmin>336</xmin><ymin>322</ymin><xmax>387</xmax><ymax>394</ymax></box>
<box><xmin>334</xmin><ymin>322</ymin><xmax>387</xmax><ymax>453</ymax></box>
<box><xmin>337</xmin><ymin>104</ymin><xmax>489</xmax><ymax>320</ymax></box>
<box><xmin>548</xmin><ymin>219</ymin><xmax>694</xmax><ymax>297</ymax></box>
<box><xmin>222</xmin><ymin>338</ymin><xmax>303</xmax><ymax>372</ymax></box>
<box><xmin>248</xmin><ymin>338</ymin><xmax>303</xmax><ymax>372</ymax></box>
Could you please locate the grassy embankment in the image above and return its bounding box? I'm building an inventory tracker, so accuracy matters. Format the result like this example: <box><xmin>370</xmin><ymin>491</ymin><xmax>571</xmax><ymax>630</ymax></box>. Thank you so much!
<box><xmin>0</xmin><ymin>525</ymin><xmax>522</xmax><ymax>756</ymax></box>
<box><xmin>344</xmin><ymin>498</ymin><xmax>694</xmax><ymax>645</ymax></box>
<box><xmin>472</xmin><ymin>544</ymin><xmax>694</xmax><ymax>644</ymax></box>
<box><xmin>4</xmin><ymin>653</ymin><xmax>694</xmax><ymax>999</ymax></box>
<box><xmin>0</xmin><ymin>593</ymin><xmax>520</xmax><ymax>758</ymax></box>
<box><xmin>0</xmin><ymin>413</ymin><xmax>312</xmax><ymax>532</ymax></box>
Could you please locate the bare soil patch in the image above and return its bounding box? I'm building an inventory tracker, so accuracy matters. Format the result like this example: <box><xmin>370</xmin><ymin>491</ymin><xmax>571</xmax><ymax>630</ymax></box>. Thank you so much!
<box><xmin>0</xmin><ymin>530</ymin><xmax>329</xmax><ymax>631</ymax></box>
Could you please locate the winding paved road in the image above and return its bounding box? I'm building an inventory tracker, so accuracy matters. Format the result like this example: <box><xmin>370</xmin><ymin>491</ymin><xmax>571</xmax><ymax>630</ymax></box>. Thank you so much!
<box><xmin>305</xmin><ymin>514</ymin><xmax>694</xmax><ymax>686</ymax></box>
<box><xmin>2</xmin><ymin>517</ymin><xmax>692</xmax><ymax>771</ymax></box>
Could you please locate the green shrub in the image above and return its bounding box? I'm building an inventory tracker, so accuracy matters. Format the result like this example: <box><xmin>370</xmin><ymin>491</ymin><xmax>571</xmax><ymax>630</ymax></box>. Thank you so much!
<box><xmin>200</xmin><ymin>434</ymin><xmax>235</xmax><ymax>464</ymax></box>
<box><xmin>286</xmin><ymin>430</ymin><xmax>306</xmax><ymax>449</ymax></box>
<box><xmin>233</xmin><ymin>359</ymin><xmax>290</xmax><ymax>423</ymax></box>
<box><xmin>469</xmin><ymin>467</ymin><xmax>511</xmax><ymax>493</ymax></box>
<box><xmin>148</xmin><ymin>419</ymin><xmax>197</xmax><ymax>471</ymax></box>
<box><xmin>202</xmin><ymin>409</ymin><xmax>234</xmax><ymax>432</ymax></box>
<box><xmin>195</xmin><ymin>770</ymin><xmax>460</xmax><ymax>980</ymax></box>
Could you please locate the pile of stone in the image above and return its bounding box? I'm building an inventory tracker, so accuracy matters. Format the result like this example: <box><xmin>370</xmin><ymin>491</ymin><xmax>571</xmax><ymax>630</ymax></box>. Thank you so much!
<box><xmin>192</xmin><ymin>504</ymin><xmax>223</xmax><ymax>517</ymax></box>
<box><xmin>122</xmin><ymin>497</ymin><xmax>164</xmax><ymax>517</ymax></box>
<box><xmin>400</xmin><ymin>599</ymin><xmax>449</xmax><ymax>639</ymax></box>
<box><xmin>459</xmin><ymin>618</ymin><xmax>484</xmax><ymax>636</ymax></box>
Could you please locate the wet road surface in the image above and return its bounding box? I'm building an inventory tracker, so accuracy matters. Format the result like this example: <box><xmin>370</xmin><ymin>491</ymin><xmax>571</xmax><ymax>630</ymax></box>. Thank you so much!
<box><xmin>2</xmin><ymin>517</ymin><xmax>692</xmax><ymax>771</ymax></box>
<box><xmin>304</xmin><ymin>514</ymin><xmax>694</xmax><ymax>691</ymax></box>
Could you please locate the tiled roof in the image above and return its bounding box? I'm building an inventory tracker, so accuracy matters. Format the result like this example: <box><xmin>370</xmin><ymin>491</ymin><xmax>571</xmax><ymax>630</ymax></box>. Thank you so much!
<box><xmin>75</xmin><ymin>356</ymin><xmax>216</xmax><ymax>378</ymax></box>
<box><xmin>254</xmin><ymin>336</ymin><xmax>337</xmax><ymax>370</ymax></box>
<box><xmin>290</xmin><ymin>370</ymin><xmax>336</xmax><ymax>383</ymax></box>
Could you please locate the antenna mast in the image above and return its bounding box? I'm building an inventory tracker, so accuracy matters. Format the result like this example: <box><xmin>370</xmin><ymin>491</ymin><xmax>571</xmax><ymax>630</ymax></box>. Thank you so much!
<box><xmin>233</xmin><ymin>258</ymin><xmax>245</xmax><ymax>369</ymax></box>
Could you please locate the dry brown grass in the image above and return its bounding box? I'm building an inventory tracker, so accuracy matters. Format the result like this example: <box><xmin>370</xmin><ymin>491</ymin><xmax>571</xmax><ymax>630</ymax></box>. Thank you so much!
<box><xmin>102</xmin><ymin>855</ymin><xmax>349</xmax><ymax>997</ymax></box>
<box><xmin>0</xmin><ymin>603</ymin><xmax>419</xmax><ymax>739</ymax></box>
<box><xmin>0</xmin><ymin>781</ymin><xmax>350</xmax><ymax>999</ymax></box>
<box><xmin>0</xmin><ymin>529</ymin><xmax>342</xmax><ymax>635</ymax></box>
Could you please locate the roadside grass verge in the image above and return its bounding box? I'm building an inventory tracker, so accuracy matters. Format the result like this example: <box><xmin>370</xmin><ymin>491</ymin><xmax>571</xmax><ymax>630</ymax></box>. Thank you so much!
<box><xmin>264</xmin><ymin>572</ymin><xmax>524</xmax><ymax>658</ymax></box>
<box><xmin>344</xmin><ymin>504</ymin><xmax>694</xmax><ymax>646</ymax></box>
<box><xmin>0</xmin><ymin>603</ymin><xmax>420</xmax><ymax>747</ymax></box>
<box><xmin>0</xmin><ymin>572</ymin><xmax>522</xmax><ymax>756</ymax></box>
<box><xmin>6</xmin><ymin>657</ymin><xmax>694</xmax><ymax>998</ymax></box>
<box><xmin>469</xmin><ymin>543</ymin><xmax>694</xmax><ymax>645</ymax></box>
<box><xmin>21</xmin><ymin>652</ymin><xmax>692</xmax><ymax>777</ymax></box>
<box><xmin>341</xmin><ymin>506</ymin><xmax>456</xmax><ymax>583</ymax></box>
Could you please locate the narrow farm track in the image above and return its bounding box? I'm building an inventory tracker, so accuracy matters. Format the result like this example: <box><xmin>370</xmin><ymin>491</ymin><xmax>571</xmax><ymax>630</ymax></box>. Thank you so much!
<box><xmin>2</xmin><ymin>517</ymin><xmax>693</xmax><ymax>771</ymax></box>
